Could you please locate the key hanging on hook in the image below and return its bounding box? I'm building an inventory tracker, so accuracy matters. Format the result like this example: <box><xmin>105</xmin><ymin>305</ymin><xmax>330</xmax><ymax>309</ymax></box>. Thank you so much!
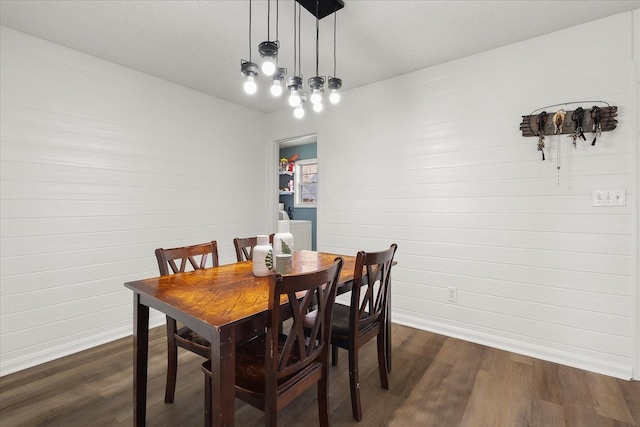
<box><xmin>590</xmin><ymin>106</ymin><xmax>602</xmax><ymax>146</ymax></box>
<box><xmin>536</xmin><ymin>111</ymin><xmax>548</xmax><ymax>161</ymax></box>
<box><xmin>556</xmin><ymin>133</ymin><xmax>561</xmax><ymax>186</ymax></box>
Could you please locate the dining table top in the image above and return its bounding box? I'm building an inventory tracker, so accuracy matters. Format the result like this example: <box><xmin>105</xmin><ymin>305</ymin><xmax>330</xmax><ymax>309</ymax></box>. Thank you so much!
<box><xmin>124</xmin><ymin>250</ymin><xmax>357</xmax><ymax>330</ymax></box>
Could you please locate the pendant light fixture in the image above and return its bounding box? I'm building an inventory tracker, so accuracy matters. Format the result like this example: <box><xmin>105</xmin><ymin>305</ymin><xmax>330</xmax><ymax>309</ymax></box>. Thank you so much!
<box><xmin>269</xmin><ymin>1</ymin><xmax>286</xmax><ymax>97</ymax></box>
<box><xmin>258</xmin><ymin>0</ymin><xmax>279</xmax><ymax>76</ymax></box>
<box><xmin>308</xmin><ymin>0</ymin><xmax>325</xmax><ymax>113</ymax></box>
<box><xmin>328</xmin><ymin>5</ymin><xmax>342</xmax><ymax>104</ymax></box>
<box><xmin>241</xmin><ymin>0</ymin><xmax>259</xmax><ymax>95</ymax></box>
<box><xmin>271</xmin><ymin>67</ymin><xmax>286</xmax><ymax>97</ymax></box>
<box><xmin>287</xmin><ymin>0</ymin><xmax>305</xmax><ymax>113</ymax></box>
<box><xmin>238</xmin><ymin>0</ymin><xmax>343</xmax><ymax>114</ymax></box>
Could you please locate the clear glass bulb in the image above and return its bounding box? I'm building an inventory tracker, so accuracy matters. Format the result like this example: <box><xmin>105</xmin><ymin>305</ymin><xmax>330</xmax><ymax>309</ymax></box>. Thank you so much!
<box><xmin>262</xmin><ymin>60</ymin><xmax>276</xmax><ymax>76</ymax></box>
<box><xmin>271</xmin><ymin>80</ymin><xmax>282</xmax><ymax>97</ymax></box>
<box><xmin>288</xmin><ymin>89</ymin><xmax>301</xmax><ymax>107</ymax></box>
<box><xmin>313</xmin><ymin>102</ymin><xmax>323</xmax><ymax>112</ymax></box>
<box><xmin>243</xmin><ymin>75</ymin><xmax>257</xmax><ymax>94</ymax></box>
<box><xmin>329</xmin><ymin>89</ymin><xmax>340</xmax><ymax>104</ymax></box>
<box><xmin>294</xmin><ymin>104</ymin><xmax>305</xmax><ymax>119</ymax></box>
<box><xmin>310</xmin><ymin>88</ymin><xmax>322</xmax><ymax>104</ymax></box>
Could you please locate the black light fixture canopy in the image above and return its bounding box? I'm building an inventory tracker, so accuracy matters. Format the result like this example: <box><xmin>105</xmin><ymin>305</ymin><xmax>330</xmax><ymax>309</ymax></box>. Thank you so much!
<box><xmin>287</xmin><ymin>75</ymin><xmax>303</xmax><ymax>91</ymax></box>
<box><xmin>295</xmin><ymin>0</ymin><xmax>344</xmax><ymax>19</ymax></box>
<box><xmin>258</xmin><ymin>41</ymin><xmax>279</xmax><ymax>59</ymax></box>
<box><xmin>328</xmin><ymin>77</ymin><xmax>342</xmax><ymax>90</ymax></box>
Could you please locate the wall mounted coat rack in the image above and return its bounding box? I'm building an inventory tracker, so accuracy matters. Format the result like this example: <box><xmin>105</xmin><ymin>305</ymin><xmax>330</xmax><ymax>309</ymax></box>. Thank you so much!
<box><xmin>520</xmin><ymin>102</ymin><xmax>618</xmax><ymax>185</ymax></box>
<box><xmin>520</xmin><ymin>105</ymin><xmax>617</xmax><ymax>137</ymax></box>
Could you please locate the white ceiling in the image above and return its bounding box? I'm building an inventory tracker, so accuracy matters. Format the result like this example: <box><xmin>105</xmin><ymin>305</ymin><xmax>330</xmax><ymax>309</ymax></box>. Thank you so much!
<box><xmin>1</xmin><ymin>1</ymin><xmax>639</xmax><ymax>113</ymax></box>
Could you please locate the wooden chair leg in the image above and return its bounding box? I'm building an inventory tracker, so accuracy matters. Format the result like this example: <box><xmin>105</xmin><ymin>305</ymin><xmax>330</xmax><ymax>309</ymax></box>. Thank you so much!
<box><xmin>377</xmin><ymin>332</ymin><xmax>389</xmax><ymax>389</ymax></box>
<box><xmin>165</xmin><ymin>332</ymin><xmax>178</xmax><ymax>403</ymax></box>
<box><xmin>348</xmin><ymin>346</ymin><xmax>362</xmax><ymax>422</ymax></box>
<box><xmin>331</xmin><ymin>345</ymin><xmax>339</xmax><ymax>366</ymax></box>
<box><xmin>265</xmin><ymin>401</ymin><xmax>278</xmax><ymax>427</ymax></box>
<box><xmin>318</xmin><ymin>368</ymin><xmax>330</xmax><ymax>427</ymax></box>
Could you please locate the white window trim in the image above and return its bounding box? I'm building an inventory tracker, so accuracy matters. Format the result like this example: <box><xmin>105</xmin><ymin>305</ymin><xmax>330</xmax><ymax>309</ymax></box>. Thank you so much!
<box><xmin>294</xmin><ymin>158</ymin><xmax>317</xmax><ymax>208</ymax></box>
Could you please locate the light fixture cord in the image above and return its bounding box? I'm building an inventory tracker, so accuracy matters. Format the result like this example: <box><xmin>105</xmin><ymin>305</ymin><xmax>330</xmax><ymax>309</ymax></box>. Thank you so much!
<box><xmin>315</xmin><ymin>0</ymin><xmax>319</xmax><ymax>76</ymax></box>
<box><xmin>267</xmin><ymin>0</ymin><xmax>270</xmax><ymax>40</ymax></box>
<box><xmin>248</xmin><ymin>0</ymin><xmax>252</xmax><ymax>61</ymax></box>
<box><xmin>298</xmin><ymin>2</ymin><xmax>302</xmax><ymax>76</ymax></box>
<box><xmin>292</xmin><ymin>0</ymin><xmax>297</xmax><ymax>76</ymax></box>
<box><xmin>333</xmin><ymin>5</ymin><xmax>337</xmax><ymax>76</ymax></box>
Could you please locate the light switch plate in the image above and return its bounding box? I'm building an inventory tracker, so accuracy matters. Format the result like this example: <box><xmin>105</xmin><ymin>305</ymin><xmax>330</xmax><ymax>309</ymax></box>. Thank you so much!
<box><xmin>592</xmin><ymin>189</ymin><xmax>626</xmax><ymax>206</ymax></box>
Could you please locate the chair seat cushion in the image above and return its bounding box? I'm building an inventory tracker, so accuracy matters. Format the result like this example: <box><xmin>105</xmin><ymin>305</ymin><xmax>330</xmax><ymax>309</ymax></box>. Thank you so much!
<box><xmin>304</xmin><ymin>303</ymin><xmax>374</xmax><ymax>339</ymax></box>
<box><xmin>302</xmin><ymin>303</ymin><xmax>350</xmax><ymax>336</ymax></box>
<box><xmin>233</xmin><ymin>333</ymin><xmax>301</xmax><ymax>394</ymax></box>
<box><xmin>325</xmin><ymin>303</ymin><xmax>351</xmax><ymax>336</ymax></box>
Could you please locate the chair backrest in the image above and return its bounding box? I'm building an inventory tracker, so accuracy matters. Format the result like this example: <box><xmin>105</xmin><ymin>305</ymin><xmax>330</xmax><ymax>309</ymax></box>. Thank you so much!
<box><xmin>233</xmin><ymin>235</ymin><xmax>274</xmax><ymax>262</ymax></box>
<box><xmin>350</xmin><ymin>244</ymin><xmax>397</xmax><ymax>334</ymax></box>
<box><xmin>155</xmin><ymin>241</ymin><xmax>219</xmax><ymax>276</ymax></box>
<box><xmin>267</xmin><ymin>257</ymin><xmax>343</xmax><ymax>389</ymax></box>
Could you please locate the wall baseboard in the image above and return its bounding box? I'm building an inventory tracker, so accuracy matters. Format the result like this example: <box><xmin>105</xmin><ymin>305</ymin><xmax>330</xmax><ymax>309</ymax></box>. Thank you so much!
<box><xmin>0</xmin><ymin>313</ymin><xmax>165</xmax><ymax>377</ymax></box>
<box><xmin>394</xmin><ymin>313</ymin><xmax>633</xmax><ymax>381</ymax></box>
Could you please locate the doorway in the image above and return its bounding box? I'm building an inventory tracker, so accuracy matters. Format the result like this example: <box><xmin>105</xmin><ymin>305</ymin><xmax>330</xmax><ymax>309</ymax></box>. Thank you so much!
<box><xmin>275</xmin><ymin>134</ymin><xmax>317</xmax><ymax>250</ymax></box>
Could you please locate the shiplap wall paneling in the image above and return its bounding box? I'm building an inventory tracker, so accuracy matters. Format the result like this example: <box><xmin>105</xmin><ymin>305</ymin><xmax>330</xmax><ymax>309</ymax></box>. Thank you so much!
<box><xmin>0</xmin><ymin>26</ymin><xmax>268</xmax><ymax>376</ymax></box>
<box><xmin>267</xmin><ymin>12</ymin><xmax>637</xmax><ymax>379</ymax></box>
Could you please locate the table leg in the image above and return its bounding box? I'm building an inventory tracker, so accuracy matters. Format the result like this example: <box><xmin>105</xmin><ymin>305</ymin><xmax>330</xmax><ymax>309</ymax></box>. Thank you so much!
<box><xmin>133</xmin><ymin>293</ymin><xmax>149</xmax><ymax>427</ymax></box>
<box><xmin>209</xmin><ymin>327</ymin><xmax>235</xmax><ymax>427</ymax></box>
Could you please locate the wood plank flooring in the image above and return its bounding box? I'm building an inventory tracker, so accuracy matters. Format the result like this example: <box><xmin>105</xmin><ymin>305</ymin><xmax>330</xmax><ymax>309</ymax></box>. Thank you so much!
<box><xmin>1</xmin><ymin>324</ymin><xmax>639</xmax><ymax>426</ymax></box>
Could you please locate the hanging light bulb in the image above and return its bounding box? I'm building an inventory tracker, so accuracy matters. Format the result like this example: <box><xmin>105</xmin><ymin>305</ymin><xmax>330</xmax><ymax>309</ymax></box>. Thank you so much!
<box><xmin>258</xmin><ymin>0</ymin><xmax>278</xmax><ymax>76</ymax></box>
<box><xmin>289</xmin><ymin>89</ymin><xmax>301</xmax><ymax>107</ymax></box>
<box><xmin>287</xmin><ymin>75</ymin><xmax>303</xmax><ymax>107</ymax></box>
<box><xmin>258</xmin><ymin>41</ymin><xmax>278</xmax><ymax>76</ymax></box>
<box><xmin>328</xmin><ymin>5</ymin><xmax>343</xmax><ymax>105</ymax></box>
<box><xmin>309</xmin><ymin>77</ymin><xmax>324</xmax><ymax>114</ymax></box>
<box><xmin>270</xmin><ymin>67</ymin><xmax>286</xmax><ymax>97</ymax></box>
<box><xmin>328</xmin><ymin>77</ymin><xmax>342</xmax><ymax>104</ymax></box>
<box><xmin>244</xmin><ymin>75</ymin><xmax>257</xmax><ymax>94</ymax></box>
<box><xmin>294</xmin><ymin>103</ymin><xmax>305</xmax><ymax>119</ymax></box>
<box><xmin>241</xmin><ymin>60</ymin><xmax>259</xmax><ymax>95</ymax></box>
<box><xmin>271</xmin><ymin>79</ymin><xmax>282</xmax><ymax>97</ymax></box>
<box><xmin>309</xmin><ymin>81</ymin><xmax>324</xmax><ymax>104</ymax></box>
<box><xmin>311</xmin><ymin>90</ymin><xmax>320</xmax><ymax>104</ymax></box>
<box><xmin>308</xmin><ymin>1</ymin><xmax>324</xmax><ymax>111</ymax></box>
<box><xmin>329</xmin><ymin>88</ymin><xmax>340</xmax><ymax>103</ymax></box>
<box><xmin>240</xmin><ymin>1</ymin><xmax>258</xmax><ymax>95</ymax></box>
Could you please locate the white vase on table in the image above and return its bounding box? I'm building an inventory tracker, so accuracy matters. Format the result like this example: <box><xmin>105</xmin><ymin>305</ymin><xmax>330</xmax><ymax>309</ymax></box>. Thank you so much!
<box><xmin>273</xmin><ymin>220</ymin><xmax>294</xmax><ymax>256</ymax></box>
<box><xmin>252</xmin><ymin>235</ymin><xmax>273</xmax><ymax>277</ymax></box>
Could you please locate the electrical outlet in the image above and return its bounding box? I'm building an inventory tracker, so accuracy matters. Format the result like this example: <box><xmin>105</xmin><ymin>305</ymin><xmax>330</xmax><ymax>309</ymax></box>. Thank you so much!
<box><xmin>447</xmin><ymin>287</ymin><xmax>457</xmax><ymax>303</ymax></box>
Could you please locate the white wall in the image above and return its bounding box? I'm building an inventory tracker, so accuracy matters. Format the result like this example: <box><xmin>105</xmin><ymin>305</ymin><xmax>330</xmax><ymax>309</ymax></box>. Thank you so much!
<box><xmin>0</xmin><ymin>27</ymin><xmax>269</xmax><ymax>376</ymax></box>
<box><xmin>268</xmin><ymin>12</ymin><xmax>639</xmax><ymax>379</ymax></box>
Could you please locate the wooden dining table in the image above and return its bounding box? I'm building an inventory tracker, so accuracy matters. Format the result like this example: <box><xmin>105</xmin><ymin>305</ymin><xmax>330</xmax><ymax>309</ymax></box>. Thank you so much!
<box><xmin>125</xmin><ymin>250</ymin><xmax>380</xmax><ymax>427</ymax></box>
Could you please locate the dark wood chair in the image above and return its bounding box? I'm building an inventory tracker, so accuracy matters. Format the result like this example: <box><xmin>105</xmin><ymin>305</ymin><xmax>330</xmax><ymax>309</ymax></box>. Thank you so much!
<box><xmin>202</xmin><ymin>257</ymin><xmax>344</xmax><ymax>427</ymax></box>
<box><xmin>154</xmin><ymin>241</ymin><xmax>219</xmax><ymax>404</ymax></box>
<box><xmin>307</xmin><ymin>244</ymin><xmax>397</xmax><ymax>422</ymax></box>
<box><xmin>233</xmin><ymin>235</ymin><xmax>274</xmax><ymax>262</ymax></box>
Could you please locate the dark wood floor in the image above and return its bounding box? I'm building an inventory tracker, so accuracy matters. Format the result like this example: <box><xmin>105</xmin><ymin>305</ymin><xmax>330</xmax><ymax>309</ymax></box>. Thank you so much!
<box><xmin>1</xmin><ymin>323</ymin><xmax>639</xmax><ymax>426</ymax></box>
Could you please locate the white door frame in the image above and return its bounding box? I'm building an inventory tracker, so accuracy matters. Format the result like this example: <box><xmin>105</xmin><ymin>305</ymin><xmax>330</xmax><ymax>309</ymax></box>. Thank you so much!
<box><xmin>272</xmin><ymin>133</ymin><xmax>318</xmax><ymax>244</ymax></box>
